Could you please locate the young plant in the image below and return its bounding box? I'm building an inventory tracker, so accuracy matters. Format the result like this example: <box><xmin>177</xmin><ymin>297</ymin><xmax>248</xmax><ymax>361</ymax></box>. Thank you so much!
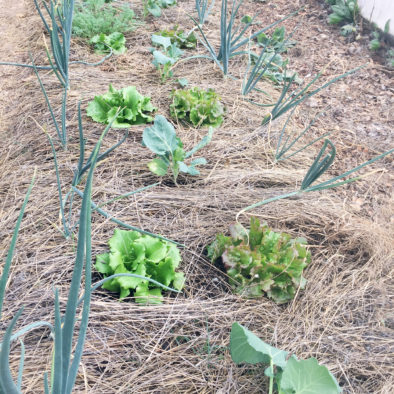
<box><xmin>89</xmin><ymin>32</ymin><xmax>126</xmax><ymax>55</ymax></box>
<box><xmin>256</xmin><ymin>26</ymin><xmax>296</xmax><ymax>53</ymax></box>
<box><xmin>87</xmin><ymin>84</ymin><xmax>156</xmax><ymax>127</ymax></box>
<box><xmin>72</xmin><ymin>0</ymin><xmax>138</xmax><ymax>38</ymax></box>
<box><xmin>151</xmin><ymin>35</ymin><xmax>184</xmax><ymax>83</ymax></box>
<box><xmin>191</xmin><ymin>0</ymin><xmax>299</xmax><ymax>75</ymax></box>
<box><xmin>230</xmin><ymin>322</ymin><xmax>341</xmax><ymax>394</ymax></box>
<box><xmin>207</xmin><ymin>217</ymin><xmax>311</xmax><ymax>304</ymax></box>
<box><xmin>260</xmin><ymin>65</ymin><xmax>363</xmax><ymax>126</ymax></box>
<box><xmin>369</xmin><ymin>20</ymin><xmax>391</xmax><ymax>51</ymax></box>
<box><xmin>95</xmin><ymin>229</ymin><xmax>185</xmax><ymax>303</ymax></box>
<box><xmin>143</xmin><ymin>0</ymin><xmax>176</xmax><ymax>18</ymax></box>
<box><xmin>157</xmin><ymin>26</ymin><xmax>197</xmax><ymax>49</ymax></box>
<box><xmin>195</xmin><ymin>0</ymin><xmax>215</xmax><ymax>25</ymax></box>
<box><xmin>142</xmin><ymin>115</ymin><xmax>213</xmax><ymax>184</ymax></box>
<box><xmin>170</xmin><ymin>87</ymin><xmax>225</xmax><ymax>127</ymax></box>
<box><xmin>326</xmin><ymin>0</ymin><xmax>358</xmax><ymax>25</ymax></box>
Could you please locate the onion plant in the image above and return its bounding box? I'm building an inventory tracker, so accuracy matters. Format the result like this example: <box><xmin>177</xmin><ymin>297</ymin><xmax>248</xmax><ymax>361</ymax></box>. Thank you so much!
<box><xmin>191</xmin><ymin>0</ymin><xmax>300</xmax><ymax>75</ymax></box>
<box><xmin>195</xmin><ymin>0</ymin><xmax>215</xmax><ymax>25</ymax></box>
<box><xmin>260</xmin><ymin>64</ymin><xmax>365</xmax><ymax>126</ymax></box>
<box><xmin>274</xmin><ymin>108</ymin><xmax>329</xmax><ymax>162</ymax></box>
<box><xmin>0</xmin><ymin>119</ymin><xmax>178</xmax><ymax>394</ymax></box>
<box><xmin>237</xmin><ymin>141</ymin><xmax>394</xmax><ymax>219</ymax></box>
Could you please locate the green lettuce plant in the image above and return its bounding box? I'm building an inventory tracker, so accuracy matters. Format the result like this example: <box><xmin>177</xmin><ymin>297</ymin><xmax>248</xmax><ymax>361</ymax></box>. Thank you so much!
<box><xmin>87</xmin><ymin>84</ymin><xmax>156</xmax><ymax>127</ymax></box>
<box><xmin>207</xmin><ymin>217</ymin><xmax>311</xmax><ymax>304</ymax></box>
<box><xmin>230</xmin><ymin>322</ymin><xmax>341</xmax><ymax>394</ymax></box>
<box><xmin>326</xmin><ymin>0</ymin><xmax>358</xmax><ymax>25</ymax></box>
<box><xmin>170</xmin><ymin>87</ymin><xmax>225</xmax><ymax>128</ymax></box>
<box><xmin>143</xmin><ymin>115</ymin><xmax>213</xmax><ymax>184</ymax></box>
<box><xmin>95</xmin><ymin>229</ymin><xmax>185</xmax><ymax>303</ymax></box>
<box><xmin>89</xmin><ymin>32</ymin><xmax>126</xmax><ymax>55</ymax></box>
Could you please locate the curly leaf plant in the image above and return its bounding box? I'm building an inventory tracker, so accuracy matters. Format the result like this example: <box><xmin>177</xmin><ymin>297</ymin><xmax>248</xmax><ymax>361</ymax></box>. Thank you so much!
<box><xmin>207</xmin><ymin>217</ymin><xmax>311</xmax><ymax>304</ymax></box>
<box><xmin>170</xmin><ymin>87</ymin><xmax>225</xmax><ymax>128</ymax></box>
<box><xmin>95</xmin><ymin>229</ymin><xmax>185</xmax><ymax>304</ymax></box>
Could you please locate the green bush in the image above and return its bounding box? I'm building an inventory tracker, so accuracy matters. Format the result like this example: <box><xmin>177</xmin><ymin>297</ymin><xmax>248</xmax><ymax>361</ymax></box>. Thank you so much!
<box><xmin>72</xmin><ymin>0</ymin><xmax>138</xmax><ymax>38</ymax></box>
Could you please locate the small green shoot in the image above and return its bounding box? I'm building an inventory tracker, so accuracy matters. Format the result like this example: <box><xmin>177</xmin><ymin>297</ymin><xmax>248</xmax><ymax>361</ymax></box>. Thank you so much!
<box><xmin>195</xmin><ymin>0</ymin><xmax>215</xmax><ymax>25</ymax></box>
<box><xmin>157</xmin><ymin>26</ymin><xmax>197</xmax><ymax>49</ymax></box>
<box><xmin>142</xmin><ymin>115</ymin><xmax>213</xmax><ymax>184</ymax></box>
<box><xmin>143</xmin><ymin>0</ymin><xmax>176</xmax><ymax>18</ymax></box>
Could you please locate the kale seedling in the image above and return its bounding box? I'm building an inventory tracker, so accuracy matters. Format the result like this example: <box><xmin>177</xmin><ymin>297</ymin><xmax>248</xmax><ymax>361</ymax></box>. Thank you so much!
<box><xmin>230</xmin><ymin>322</ymin><xmax>341</xmax><ymax>393</ymax></box>
<box><xmin>170</xmin><ymin>87</ymin><xmax>225</xmax><ymax>128</ymax></box>
<box><xmin>157</xmin><ymin>25</ymin><xmax>197</xmax><ymax>49</ymax></box>
<box><xmin>89</xmin><ymin>32</ymin><xmax>127</xmax><ymax>55</ymax></box>
<box><xmin>207</xmin><ymin>217</ymin><xmax>311</xmax><ymax>304</ymax></box>
<box><xmin>142</xmin><ymin>115</ymin><xmax>213</xmax><ymax>184</ymax></box>
<box><xmin>151</xmin><ymin>35</ymin><xmax>183</xmax><ymax>83</ymax></box>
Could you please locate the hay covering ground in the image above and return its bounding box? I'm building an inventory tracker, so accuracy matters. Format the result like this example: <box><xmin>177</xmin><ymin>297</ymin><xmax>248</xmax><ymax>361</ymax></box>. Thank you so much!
<box><xmin>0</xmin><ymin>0</ymin><xmax>393</xmax><ymax>392</ymax></box>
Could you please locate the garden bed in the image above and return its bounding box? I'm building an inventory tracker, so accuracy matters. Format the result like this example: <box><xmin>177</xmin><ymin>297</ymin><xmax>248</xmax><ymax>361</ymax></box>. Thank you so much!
<box><xmin>0</xmin><ymin>0</ymin><xmax>393</xmax><ymax>392</ymax></box>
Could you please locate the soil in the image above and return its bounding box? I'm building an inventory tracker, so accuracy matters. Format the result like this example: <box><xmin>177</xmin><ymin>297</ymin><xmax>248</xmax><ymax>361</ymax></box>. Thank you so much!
<box><xmin>0</xmin><ymin>0</ymin><xmax>393</xmax><ymax>393</ymax></box>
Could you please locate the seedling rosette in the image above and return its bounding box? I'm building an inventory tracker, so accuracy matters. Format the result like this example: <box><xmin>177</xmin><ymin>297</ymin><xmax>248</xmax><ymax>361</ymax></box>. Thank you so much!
<box><xmin>95</xmin><ymin>229</ymin><xmax>185</xmax><ymax>304</ymax></box>
<box><xmin>207</xmin><ymin>217</ymin><xmax>311</xmax><ymax>303</ymax></box>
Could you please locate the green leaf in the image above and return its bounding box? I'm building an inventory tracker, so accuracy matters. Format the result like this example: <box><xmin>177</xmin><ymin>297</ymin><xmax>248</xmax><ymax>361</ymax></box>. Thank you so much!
<box><xmin>173</xmin><ymin>272</ymin><xmax>185</xmax><ymax>290</ymax></box>
<box><xmin>177</xmin><ymin>78</ymin><xmax>188</xmax><ymax>87</ymax></box>
<box><xmin>94</xmin><ymin>253</ymin><xmax>112</xmax><ymax>274</ymax></box>
<box><xmin>152</xmin><ymin>34</ymin><xmax>172</xmax><ymax>49</ymax></box>
<box><xmin>142</xmin><ymin>115</ymin><xmax>179</xmax><ymax>155</ymax></box>
<box><xmin>134</xmin><ymin>282</ymin><xmax>163</xmax><ymax>304</ymax></box>
<box><xmin>148</xmin><ymin>157</ymin><xmax>169</xmax><ymax>176</ymax></box>
<box><xmin>279</xmin><ymin>356</ymin><xmax>341</xmax><ymax>394</ymax></box>
<box><xmin>230</xmin><ymin>322</ymin><xmax>288</xmax><ymax>368</ymax></box>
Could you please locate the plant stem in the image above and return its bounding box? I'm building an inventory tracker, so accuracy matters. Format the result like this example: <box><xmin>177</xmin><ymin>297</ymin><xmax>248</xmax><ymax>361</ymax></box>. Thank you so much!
<box><xmin>269</xmin><ymin>359</ymin><xmax>274</xmax><ymax>394</ymax></box>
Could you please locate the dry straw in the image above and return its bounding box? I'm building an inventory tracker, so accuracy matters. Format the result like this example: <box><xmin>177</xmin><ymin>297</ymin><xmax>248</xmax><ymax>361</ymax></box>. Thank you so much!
<box><xmin>0</xmin><ymin>0</ymin><xmax>393</xmax><ymax>393</ymax></box>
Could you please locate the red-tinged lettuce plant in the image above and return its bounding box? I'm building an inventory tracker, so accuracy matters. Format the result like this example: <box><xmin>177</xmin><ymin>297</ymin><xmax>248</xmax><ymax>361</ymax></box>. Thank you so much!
<box><xmin>207</xmin><ymin>217</ymin><xmax>311</xmax><ymax>304</ymax></box>
<box><xmin>95</xmin><ymin>229</ymin><xmax>185</xmax><ymax>304</ymax></box>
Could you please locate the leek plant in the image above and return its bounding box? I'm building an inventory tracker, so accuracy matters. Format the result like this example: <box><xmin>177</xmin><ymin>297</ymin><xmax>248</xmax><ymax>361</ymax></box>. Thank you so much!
<box><xmin>237</xmin><ymin>141</ymin><xmax>394</xmax><ymax>219</ymax></box>
<box><xmin>191</xmin><ymin>0</ymin><xmax>299</xmax><ymax>75</ymax></box>
<box><xmin>274</xmin><ymin>108</ymin><xmax>329</xmax><ymax>162</ymax></box>
<box><xmin>242</xmin><ymin>27</ymin><xmax>297</xmax><ymax>95</ymax></box>
<box><xmin>0</xmin><ymin>119</ymin><xmax>178</xmax><ymax>394</ymax></box>
<box><xmin>260</xmin><ymin>64</ymin><xmax>365</xmax><ymax>126</ymax></box>
<box><xmin>195</xmin><ymin>0</ymin><xmax>215</xmax><ymax>25</ymax></box>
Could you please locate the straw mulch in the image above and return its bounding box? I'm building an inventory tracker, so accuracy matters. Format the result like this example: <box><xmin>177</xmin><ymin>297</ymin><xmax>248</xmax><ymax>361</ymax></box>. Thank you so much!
<box><xmin>0</xmin><ymin>0</ymin><xmax>393</xmax><ymax>393</ymax></box>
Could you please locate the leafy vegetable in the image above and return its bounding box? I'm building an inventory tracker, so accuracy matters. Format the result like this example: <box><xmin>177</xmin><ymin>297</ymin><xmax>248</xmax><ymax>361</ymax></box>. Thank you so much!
<box><xmin>143</xmin><ymin>0</ymin><xmax>177</xmax><ymax>18</ymax></box>
<box><xmin>151</xmin><ymin>34</ymin><xmax>184</xmax><ymax>83</ymax></box>
<box><xmin>72</xmin><ymin>0</ymin><xmax>138</xmax><ymax>38</ymax></box>
<box><xmin>95</xmin><ymin>229</ymin><xmax>185</xmax><ymax>303</ymax></box>
<box><xmin>87</xmin><ymin>84</ymin><xmax>156</xmax><ymax>127</ymax></box>
<box><xmin>327</xmin><ymin>0</ymin><xmax>358</xmax><ymax>25</ymax></box>
<box><xmin>170</xmin><ymin>87</ymin><xmax>225</xmax><ymax>128</ymax></box>
<box><xmin>89</xmin><ymin>32</ymin><xmax>126</xmax><ymax>55</ymax></box>
<box><xmin>142</xmin><ymin>115</ymin><xmax>213</xmax><ymax>184</ymax></box>
<box><xmin>256</xmin><ymin>27</ymin><xmax>296</xmax><ymax>53</ymax></box>
<box><xmin>156</xmin><ymin>26</ymin><xmax>197</xmax><ymax>49</ymax></box>
<box><xmin>230</xmin><ymin>322</ymin><xmax>341</xmax><ymax>394</ymax></box>
<box><xmin>207</xmin><ymin>217</ymin><xmax>311</xmax><ymax>304</ymax></box>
